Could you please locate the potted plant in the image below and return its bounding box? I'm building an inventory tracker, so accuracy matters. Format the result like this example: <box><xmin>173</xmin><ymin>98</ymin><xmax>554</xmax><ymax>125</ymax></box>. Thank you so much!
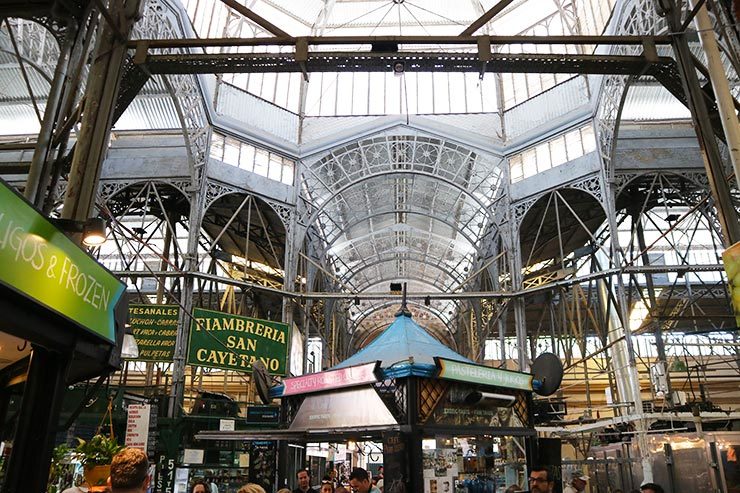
<box><xmin>75</xmin><ymin>435</ymin><xmax>124</xmax><ymax>488</ymax></box>
<box><xmin>47</xmin><ymin>444</ymin><xmax>71</xmax><ymax>493</ymax></box>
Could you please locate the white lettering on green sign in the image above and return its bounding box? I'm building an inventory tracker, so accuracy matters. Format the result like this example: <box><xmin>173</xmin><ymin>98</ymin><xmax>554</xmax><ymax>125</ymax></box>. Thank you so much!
<box><xmin>439</xmin><ymin>358</ymin><xmax>532</xmax><ymax>391</ymax></box>
<box><xmin>0</xmin><ymin>182</ymin><xmax>124</xmax><ymax>342</ymax></box>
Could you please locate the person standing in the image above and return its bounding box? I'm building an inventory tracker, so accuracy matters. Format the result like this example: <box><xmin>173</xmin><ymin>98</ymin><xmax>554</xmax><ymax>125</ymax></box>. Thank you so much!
<box><xmin>527</xmin><ymin>466</ymin><xmax>554</xmax><ymax>493</ymax></box>
<box><xmin>237</xmin><ymin>484</ymin><xmax>266</xmax><ymax>493</ymax></box>
<box><xmin>107</xmin><ymin>448</ymin><xmax>150</xmax><ymax>493</ymax></box>
<box><xmin>191</xmin><ymin>481</ymin><xmax>210</xmax><ymax>493</ymax></box>
<box><xmin>640</xmin><ymin>483</ymin><xmax>665</xmax><ymax>493</ymax></box>
<box><xmin>563</xmin><ymin>472</ymin><xmax>588</xmax><ymax>493</ymax></box>
<box><xmin>348</xmin><ymin>468</ymin><xmax>380</xmax><ymax>493</ymax></box>
<box><xmin>293</xmin><ymin>469</ymin><xmax>318</xmax><ymax>493</ymax></box>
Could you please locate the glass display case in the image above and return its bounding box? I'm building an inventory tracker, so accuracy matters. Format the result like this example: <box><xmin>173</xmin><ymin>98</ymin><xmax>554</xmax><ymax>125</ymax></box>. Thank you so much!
<box><xmin>421</xmin><ymin>436</ymin><xmax>526</xmax><ymax>493</ymax></box>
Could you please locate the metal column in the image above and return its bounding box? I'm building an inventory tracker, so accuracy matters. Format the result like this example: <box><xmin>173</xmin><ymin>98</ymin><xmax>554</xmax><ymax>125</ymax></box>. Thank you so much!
<box><xmin>507</xmin><ymin>222</ymin><xmax>529</xmax><ymax>371</ymax></box>
<box><xmin>62</xmin><ymin>0</ymin><xmax>143</xmax><ymax>222</ymax></box>
<box><xmin>3</xmin><ymin>347</ymin><xmax>71</xmax><ymax>493</ymax></box>
<box><xmin>635</xmin><ymin>216</ymin><xmax>673</xmax><ymax>406</ymax></box>
<box><xmin>24</xmin><ymin>19</ymin><xmax>77</xmax><ymax>207</ymax></box>
<box><xmin>660</xmin><ymin>0</ymin><xmax>740</xmax><ymax>245</ymax></box>
<box><xmin>688</xmin><ymin>0</ymin><xmax>740</xmax><ymax>187</ymax></box>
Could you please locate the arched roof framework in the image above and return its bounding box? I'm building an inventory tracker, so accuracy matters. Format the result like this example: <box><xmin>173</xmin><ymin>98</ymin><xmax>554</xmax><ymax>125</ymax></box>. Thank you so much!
<box><xmin>300</xmin><ymin>133</ymin><xmax>507</xmax><ymax>346</ymax></box>
<box><xmin>356</xmin><ymin>277</ymin><xmax>460</xmax><ymax>318</ymax></box>
<box><xmin>302</xmin><ymin>135</ymin><xmax>505</xmax><ymax>300</ymax></box>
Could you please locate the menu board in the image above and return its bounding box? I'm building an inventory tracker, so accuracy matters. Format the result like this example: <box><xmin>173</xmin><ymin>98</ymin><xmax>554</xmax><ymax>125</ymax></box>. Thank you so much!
<box><xmin>249</xmin><ymin>441</ymin><xmax>277</xmax><ymax>493</ymax></box>
<box><xmin>382</xmin><ymin>431</ymin><xmax>407</xmax><ymax>493</ymax></box>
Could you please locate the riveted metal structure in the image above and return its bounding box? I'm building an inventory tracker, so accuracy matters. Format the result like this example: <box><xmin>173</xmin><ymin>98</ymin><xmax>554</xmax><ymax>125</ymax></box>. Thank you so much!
<box><xmin>1</xmin><ymin>0</ymin><xmax>740</xmax><ymax>488</ymax></box>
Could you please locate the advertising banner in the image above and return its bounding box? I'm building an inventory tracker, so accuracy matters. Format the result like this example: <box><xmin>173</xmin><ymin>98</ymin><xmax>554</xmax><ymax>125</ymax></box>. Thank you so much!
<box><xmin>435</xmin><ymin>357</ymin><xmax>532</xmax><ymax>391</ymax></box>
<box><xmin>281</xmin><ymin>361</ymin><xmax>380</xmax><ymax>396</ymax></box>
<box><xmin>186</xmin><ymin>307</ymin><xmax>289</xmax><ymax>375</ymax></box>
<box><xmin>0</xmin><ymin>179</ymin><xmax>124</xmax><ymax>342</ymax></box>
<box><xmin>127</xmin><ymin>304</ymin><xmax>179</xmax><ymax>361</ymax></box>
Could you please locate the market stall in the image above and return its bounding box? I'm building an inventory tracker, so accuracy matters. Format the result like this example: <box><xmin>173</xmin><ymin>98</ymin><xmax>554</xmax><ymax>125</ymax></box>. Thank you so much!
<box><xmin>0</xmin><ymin>179</ymin><xmax>128</xmax><ymax>493</ymax></box>
<box><xmin>196</xmin><ymin>301</ymin><xmax>562</xmax><ymax>493</ymax></box>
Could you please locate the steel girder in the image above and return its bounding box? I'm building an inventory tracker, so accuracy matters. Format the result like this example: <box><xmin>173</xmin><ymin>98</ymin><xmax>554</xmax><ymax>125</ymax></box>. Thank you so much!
<box><xmin>133</xmin><ymin>50</ymin><xmax>676</xmax><ymax>76</ymax></box>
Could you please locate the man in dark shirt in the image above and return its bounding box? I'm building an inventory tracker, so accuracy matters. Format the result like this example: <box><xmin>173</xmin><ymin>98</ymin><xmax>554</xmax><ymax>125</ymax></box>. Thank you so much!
<box><xmin>349</xmin><ymin>468</ymin><xmax>380</xmax><ymax>493</ymax></box>
<box><xmin>293</xmin><ymin>469</ymin><xmax>318</xmax><ymax>493</ymax></box>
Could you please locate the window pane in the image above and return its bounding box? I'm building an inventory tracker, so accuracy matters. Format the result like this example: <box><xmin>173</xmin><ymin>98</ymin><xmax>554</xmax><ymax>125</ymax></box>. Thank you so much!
<box><xmin>254</xmin><ymin>149</ymin><xmax>269</xmax><ymax>176</ymax></box>
<box><xmin>564</xmin><ymin>128</ymin><xmax>583</xmax><ymax>159</ymax></box>
<box><xmin>550</xmin><ymin>136</ymin><xmax>567</xmax><ymax>167</ymax></box>
<box><xmin>352</xmin><ymin>72</ymin><xmax>369</xmax><ymax>115</ymax></box>
<box><xmin>511</xmin><ymin>73</ymin><xmax>528</xmax><ymax>106</ymax></box>
<box><xmin>386</xmin><ymin>73</ymin><xmax>402</xmax><ymax>115</ymax></box>
<box><xmin>466</xmin><ymin>73</ymin><xmax>483</xmax><ymax>113</ymax></box>
<box><xmin>304</xmin><ymin>72</ymin><xmax>323</xmax><ymax>116</ymax></box>
<box><xmin>336</xmin><ymin>73</ymin><xmax>353</xmax><ymax>115</ymax></box>
<box><xmin>247</xmin><ymin>73</ymin><xmax>263</xmax><ymax>97</ymax></box>
<box><xmin>282</xmin><ymin>162</ymin><xmax>295</xmax><ymax>185</ymax></box>
<box><xmin>239</xmin><ymin>144</ymin><xmax>255</xmax><ymax>171</ymax></box>
<box><xmin>320</xmin><ymin>73</ymin><xmax>338</xmax><ymax>116</ymax></box>
<box><xmin>210</xmin><ymin>134</ymin><xmax>224</xmax><ymax>160</ymax></box>
<box><xmin>224</xmin><ymin>137</ymin><xmax>240</xmax><ymax>166</ymax></box>
<box><xmin>449</xmin><ymin>73</ymin><xmax>466</xmax><ymax>113</ymax></box>
<box><xmin>581</xmin><ymin>125</ymin><xmax>597</xmax><ymax>153</ymax></box>
<box><xmin>268</xmin><ymin>154</ymin><xmax>283</xmax><ymax>181</ymax></box>
<box><xmin>522</xmin><ymin>148</ymin><xmax>537</xmax><ymax>178</ymax></box>
<box><xmin>433</xmin><ymin>73</ymin><xmax>450</xmax><ymax>114</ymax></box>
<box><xmin>274</xmin><ymin>73</ymin><xmax>290</xmax><ymax>108</ymax></box>
<box><xmin>535</xmin><ymin>142</ymin><xmax>550</xmax><ymax>172</ymax></box>
<box><xmin>510</xmin><ymin>155</ymin><xmax>524</xmax><ymax>183</ymax></box>
<box><xmin>262</xmin><ymin>73</ymin><xmax>277</xmax><ymax>101</ymax></box>
<box><xmin>286</xmin><ymin>73</ymin><xmax>301</xmax><ymax>113</ymax></box>
<box><xmin>368</xmin><ymin>73</ymin><xmax>385</xmax><ymax>115</ymax></box>
<box><xmin>417</xmin><ymin>73</ymin><xmax>434</xmax><ymax>113</ymax></box>
<box><xmin>403</xmin><ymin>73</ymin><xmax>418</xmax><ymax>115</ymax></box>
<box><xmin>480</xmin><ymin>73</ymin><xmax>497</xmax><ymax>113</ymax></box>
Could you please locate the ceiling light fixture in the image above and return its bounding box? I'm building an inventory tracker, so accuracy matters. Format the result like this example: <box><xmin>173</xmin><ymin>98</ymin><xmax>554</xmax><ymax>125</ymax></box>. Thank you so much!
<box><xmin>52</xmin><ymin>217</ymin><xmax>108</xmax><ymax>247</ymax></box>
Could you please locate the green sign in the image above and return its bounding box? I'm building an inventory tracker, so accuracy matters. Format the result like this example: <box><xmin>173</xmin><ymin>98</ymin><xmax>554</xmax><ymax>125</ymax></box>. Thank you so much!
<box><xmin>436</xmin><ymin>357</ymin><xmax>533</xmax><ymax>391</ymax></box>
<box><xmin>0</xmin><ymin>180</ymin><xmax>124</xmax><ymax>342</ymax></box>
<box><xmin>128</xmin><ymin>304</ymin><xmax>179</xmax><ymax>361</ymax></box>
<box><xmin>187</xmin><ymin>308</ymin><xmax>289</xmax><ymax>376</ymax></box>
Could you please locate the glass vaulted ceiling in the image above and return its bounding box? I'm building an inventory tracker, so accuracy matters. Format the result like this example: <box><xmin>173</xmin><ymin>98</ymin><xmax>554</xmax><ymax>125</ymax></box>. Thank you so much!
<box><xmin>301</xmin><ymin>133</ymin><xmax>505</xmax><ymax>332</ymax></box>
<box><xmin>180</xmin><ymin>0</ymin><xmax>617</xmax><ymax>114</ymax></box>
<box><xmin>176</xmin><ymin>0</ymin><xmax>617</xmax><ymax>343</ymax></box>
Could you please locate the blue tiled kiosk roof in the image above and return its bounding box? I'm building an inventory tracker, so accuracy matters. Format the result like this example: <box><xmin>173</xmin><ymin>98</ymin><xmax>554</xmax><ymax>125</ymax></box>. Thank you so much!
<box><xmin>268</xmin><ymin>311</ymin><xmax>473</xmax><ymax>397</ymax></box>
<box><xmin>333</xmin><ymin>311</ymin><xmax>472</xmax><ymax>378</ymax></box>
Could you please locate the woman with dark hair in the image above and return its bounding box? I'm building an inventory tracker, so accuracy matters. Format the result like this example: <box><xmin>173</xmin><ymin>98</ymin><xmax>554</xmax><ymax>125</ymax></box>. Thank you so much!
<box><xmin>319</xmin><ymin>482</ymin><xmax>334</xmax><ymax>493</ymax></box>
<box><xmin>191</xmin><ymin>482</ymin><xmax>210</xmax><ymax>493</ymax></box>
